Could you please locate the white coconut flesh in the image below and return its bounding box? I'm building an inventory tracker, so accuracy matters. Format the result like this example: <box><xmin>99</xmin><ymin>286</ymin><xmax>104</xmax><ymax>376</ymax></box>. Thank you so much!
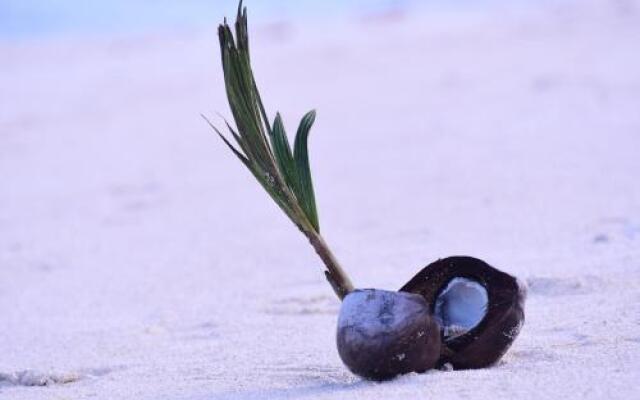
<box><xmin>434</xmin><ymin>277</ymin><xmax>489</xmax><ymax>340</ymax></box>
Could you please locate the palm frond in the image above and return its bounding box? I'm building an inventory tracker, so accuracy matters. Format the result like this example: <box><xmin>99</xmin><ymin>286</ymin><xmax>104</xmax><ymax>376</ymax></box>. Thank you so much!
<box><xmin>293</xmin><ymin>110</ymin><xmax>319</xmax><ymax>231</ymax></box>
<box><xmin>269</xmin><ymin>114</ymin><xmax>299</xmax><ymax>197</ymax></box>
<box><xmin>209</xmin><ymin>2</ymin><xmax>320</xmax><ymax>235</ymax></box>
<box><xmin>206</xmin><ymin>1</ymin><xmax>354</xmax><ymax>299</ymax></box>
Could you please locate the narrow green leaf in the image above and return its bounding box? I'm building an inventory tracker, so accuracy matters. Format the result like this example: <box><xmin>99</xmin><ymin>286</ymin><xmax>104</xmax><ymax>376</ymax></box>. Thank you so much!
<box><xmin>269</xmin><ymin>114</ymin><xmax>299</xmax><ymax>194</ymax></box>
<box><xmin>293</xmin><ymin>110</ymin><xmax>319</xmax><ymax>232</ymax></box>
<box><xmin>219</xmin><ymin>23</ymin><xmax>272</xmax><ymax>172</ymax></box>
<box><xmin>201</xmin><ymin>114</ymin><xmax>248</xmax><ymax>164</ymax></box>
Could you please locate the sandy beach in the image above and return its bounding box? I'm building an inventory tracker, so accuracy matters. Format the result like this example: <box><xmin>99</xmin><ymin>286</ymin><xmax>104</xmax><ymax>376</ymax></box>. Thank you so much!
<box><xmin>1</xmin><ymin>0</ymin><xmax>640</xmax><ymax>398</ymax></box>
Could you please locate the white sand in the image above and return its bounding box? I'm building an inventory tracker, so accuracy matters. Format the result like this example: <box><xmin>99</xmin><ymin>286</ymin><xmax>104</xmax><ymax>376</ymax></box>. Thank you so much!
<box><xmin>1</xmin><ymin>1</ymin><xmax>640</xmax><ymax>399</ymax></box>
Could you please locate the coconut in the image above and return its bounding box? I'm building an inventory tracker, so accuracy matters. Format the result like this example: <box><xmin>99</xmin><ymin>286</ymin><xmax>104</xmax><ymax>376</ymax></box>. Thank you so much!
<box><xmin>401</xmin><ymin>256</ymin><xmax>526</xmax><ymax>369</ymax></box>
<box><xmin>336</xmin><ymin>289</ymin><xmax>441</xmax><ymax>380</ymax></box>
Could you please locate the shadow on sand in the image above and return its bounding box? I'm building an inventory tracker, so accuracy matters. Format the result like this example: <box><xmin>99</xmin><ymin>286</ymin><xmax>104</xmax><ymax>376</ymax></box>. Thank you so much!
<box><xmin>199</xmin><ymin>377</ymin><xmax>375</xmax><ymax>400</ymax></box>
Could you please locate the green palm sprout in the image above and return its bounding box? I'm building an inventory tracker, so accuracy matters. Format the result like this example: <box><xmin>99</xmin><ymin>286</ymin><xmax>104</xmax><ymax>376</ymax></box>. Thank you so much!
<box><xmin>204</xmin><ymin>2</ymin><xmax>354</xmax><ymax>300</ymax></box>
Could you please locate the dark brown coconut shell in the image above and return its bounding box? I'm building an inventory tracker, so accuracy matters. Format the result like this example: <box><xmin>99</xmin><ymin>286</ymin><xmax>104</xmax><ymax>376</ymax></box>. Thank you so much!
<box><xmin>400</xmin><ymin>256</ymin><xmax>526</xmax><ymax>369</ymax></box>
<box><xmin>336</xmin><ymin>289</ymin><xmax>441</xmax><ymax>380</ymax></box>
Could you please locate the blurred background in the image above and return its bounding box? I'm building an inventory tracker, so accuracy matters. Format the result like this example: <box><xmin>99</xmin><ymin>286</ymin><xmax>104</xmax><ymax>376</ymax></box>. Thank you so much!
<box><xmin>0</xmin><ymin>0</ymin><xmax>566</xmax><ymax>39</ymax></box>
<box><xmin>1</xmin><ymin>0</ymin><xmax>639</xmax><ymax>399</ymax></box>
